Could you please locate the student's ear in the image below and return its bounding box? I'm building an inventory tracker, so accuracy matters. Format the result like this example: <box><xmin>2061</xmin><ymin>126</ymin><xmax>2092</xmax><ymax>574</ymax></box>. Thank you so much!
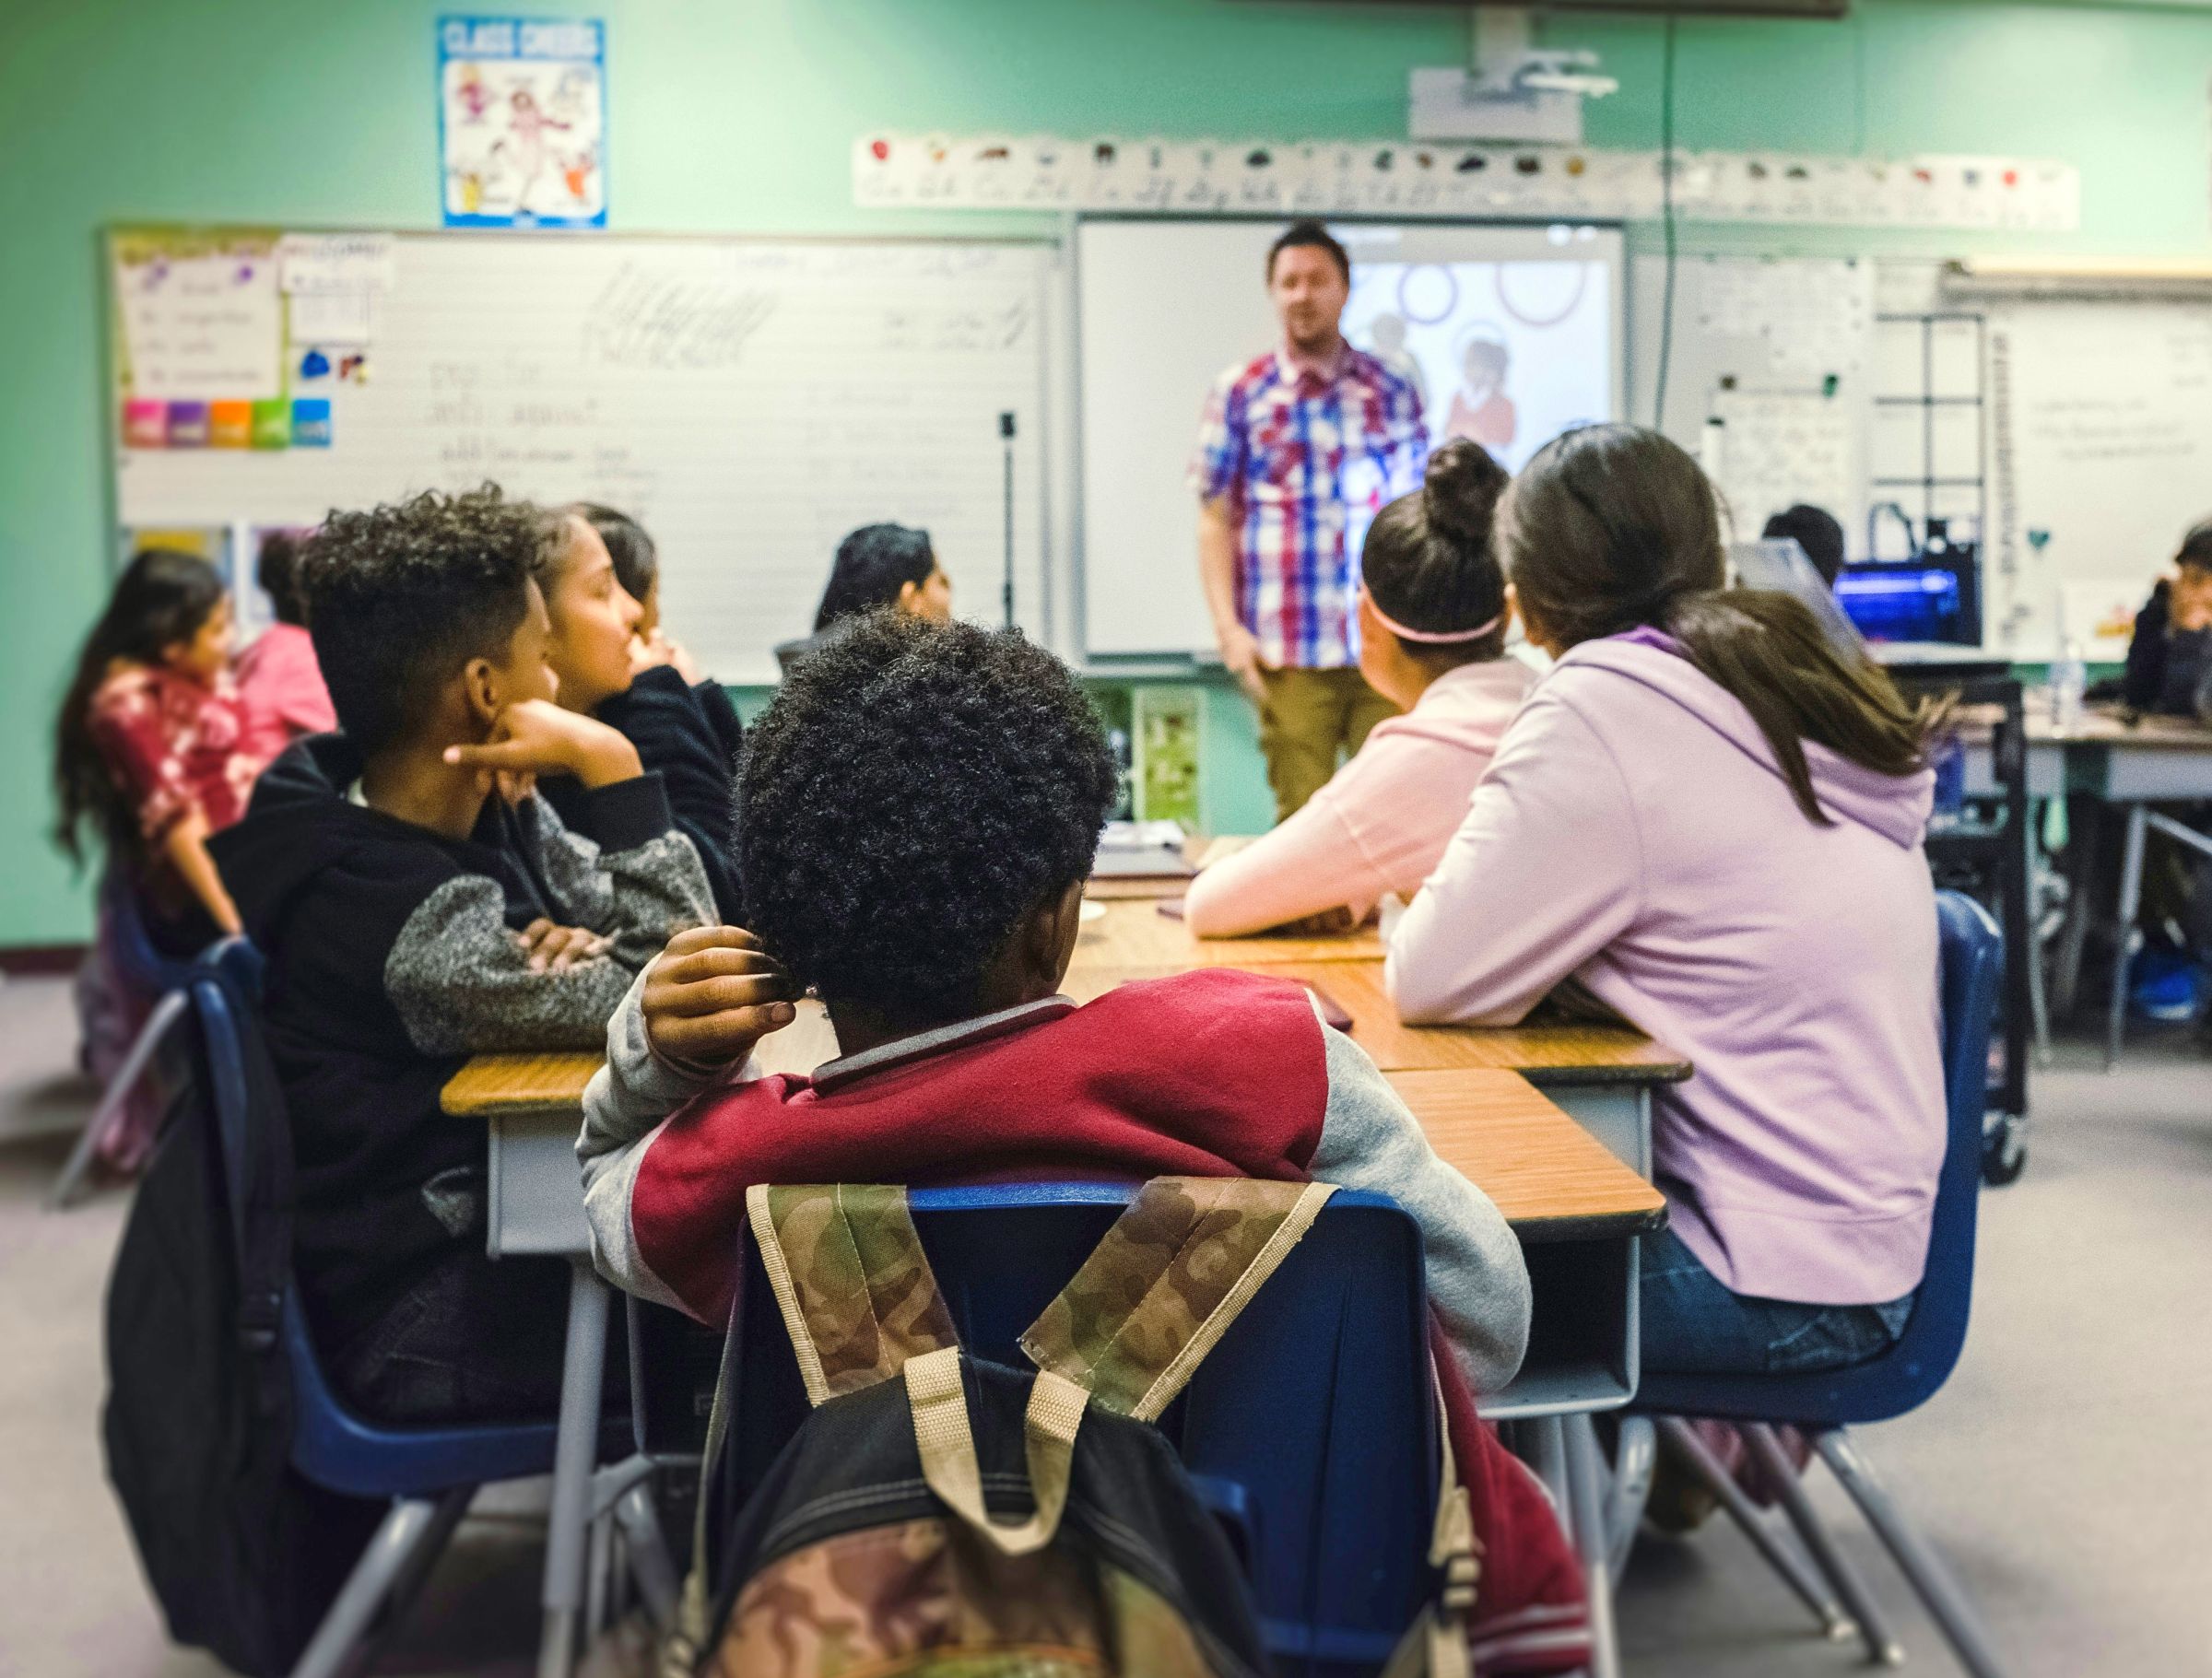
<box><xmin>1027</xmin><ymin>878</ymin><xmax>1088</xmax><ymax>990</ymax></box>
<box><xmin>458</xmin><ymin>656</ymin><xmax>505</xmax><ymax>733</ymax></box>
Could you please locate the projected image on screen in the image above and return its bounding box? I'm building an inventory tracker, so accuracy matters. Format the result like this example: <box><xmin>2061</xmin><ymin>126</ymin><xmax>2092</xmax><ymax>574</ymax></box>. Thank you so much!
<box><xmin>1346</xmin><ymin>256</ymin><xmax>1612</xmax><ymax>474</ymax></box>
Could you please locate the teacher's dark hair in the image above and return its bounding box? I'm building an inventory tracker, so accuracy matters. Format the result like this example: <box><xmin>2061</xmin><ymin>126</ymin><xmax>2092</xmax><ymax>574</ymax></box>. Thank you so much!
<box><xmin>815</xmin><ymin>522</ymin><xmax>936</xmax><ymax>632</ymax></box>
<box><xmin>1361</xmin><ymin>440</ymin><xmax>1510</xmax><ymax>663</ymax></box>
<box><xmin>1267</xmin><ymin>220</ymin><xmax>1349</xmax><ymax>285</ymax></box>
<box><xmin>1500</xmin><ymin>424</ymin><xmax>1933</xmax><ymax>826</ymax></box>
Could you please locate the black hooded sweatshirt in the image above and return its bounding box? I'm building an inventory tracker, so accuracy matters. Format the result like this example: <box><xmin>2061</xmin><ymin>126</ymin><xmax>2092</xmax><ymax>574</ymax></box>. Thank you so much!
<box><xmin>211</xmin><ymin>734</ymin><xmax>713</xmax><ymax>1356</ymax></box>
<box><xmin>540</xmin><ymin>663</ymin><xmax>746</xmax><ymax>922</ymax></box>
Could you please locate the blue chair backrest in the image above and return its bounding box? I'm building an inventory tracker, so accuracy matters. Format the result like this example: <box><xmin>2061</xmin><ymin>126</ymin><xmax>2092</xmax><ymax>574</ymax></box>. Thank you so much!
<box><xmin>1636</xmin><ymin>887</ymin><xmax>2004</xmax><ymax>1426</ymax></box>
<box><xmin>100</xmin><ymin>867</ymin><xmax>196</xmax><ymax>996</ymax></box>
<box><xmin>182</xmin><ymin>940</ymin><xmax>559</xmax><ymax>1499</ymax></box>
<box><xmin>708</xmin><ymin>1182</ymin><xmax>1436</xmax><ymax>1678</ymax></box>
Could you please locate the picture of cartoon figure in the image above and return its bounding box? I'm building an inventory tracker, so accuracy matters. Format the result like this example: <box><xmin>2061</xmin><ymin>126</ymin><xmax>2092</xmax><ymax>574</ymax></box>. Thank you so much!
<box><xmin>453</xmin><ymin>63</ymin><xmax>490</xmax><ymax>123</ymax></box>
<box><xmin>561</xmin><ymin>145</ymin><xmax>597</xmax><ymax>205</ymax></box>
<box><xmin>504</xmin><ymin>87</ymin><xmax>571</xmax><ymax>209</ymax></box>
<box><xmin>1445</xmin><ymin>333</ymin><xmax>1517</xmax><ymax>451</ymax></box>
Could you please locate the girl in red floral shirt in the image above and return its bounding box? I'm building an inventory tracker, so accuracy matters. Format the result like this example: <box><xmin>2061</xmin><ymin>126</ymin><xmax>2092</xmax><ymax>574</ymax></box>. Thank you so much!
<box><xmin>54</xmin><ymin>549</ymin><xmax>258</xmax><ymax>949</ymax></box>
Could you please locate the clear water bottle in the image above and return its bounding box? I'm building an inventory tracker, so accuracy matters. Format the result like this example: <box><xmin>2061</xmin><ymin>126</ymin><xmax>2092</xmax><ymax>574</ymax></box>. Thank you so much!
<box><xmin>2051</xmin><ymin>635</ymin><xmax>2087</xmax><ymax>733</ymax></box>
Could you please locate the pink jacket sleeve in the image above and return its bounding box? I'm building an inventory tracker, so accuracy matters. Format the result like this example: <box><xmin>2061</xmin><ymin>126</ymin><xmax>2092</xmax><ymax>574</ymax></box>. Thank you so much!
<box><xmin>1385</xmin><ymin>690</ymin><xmax>1642</xmax><ymax>1026</ymax></box>
<box><xmin>1182</xmin><ymin>777</ymin><xmax>1392</xmax><ymax>938</ymax></box>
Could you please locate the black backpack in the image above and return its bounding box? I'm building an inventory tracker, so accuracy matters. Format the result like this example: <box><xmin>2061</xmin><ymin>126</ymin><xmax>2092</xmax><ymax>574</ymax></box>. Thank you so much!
<box><xmin>101</xmin><ymin>951</ymin><xmax>381</xmax><ymax>1676</ymax></box>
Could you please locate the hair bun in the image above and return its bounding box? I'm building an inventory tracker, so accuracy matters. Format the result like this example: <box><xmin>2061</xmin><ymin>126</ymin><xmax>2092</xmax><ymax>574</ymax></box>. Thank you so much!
<box><xmin>1422</xmin><ymin>440</ymin><xmax>1510</xmax><ymax>548</ymax></box>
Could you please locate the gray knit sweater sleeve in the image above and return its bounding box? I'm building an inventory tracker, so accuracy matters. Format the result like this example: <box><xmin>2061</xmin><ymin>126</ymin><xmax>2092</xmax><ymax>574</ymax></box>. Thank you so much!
<box><xmin>382</xmin><ymin>781</ymin><xmax>715</xmax><ymax>1059</ymax></box>
<box><xmin>1309</xmin><ymin>1015</ymin><xmax>1533</xmax><ymax>1395</ymax></box>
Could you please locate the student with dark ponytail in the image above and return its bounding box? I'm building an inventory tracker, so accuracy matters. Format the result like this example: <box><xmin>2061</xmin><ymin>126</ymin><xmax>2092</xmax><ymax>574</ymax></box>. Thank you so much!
<box><xmin>1389</xmin><ymin>424</ymin><xmax>1947</xmax><ymax>1376</ymax></box>
<box><xmin>1184</xmin><ymin>442</ymin><xmax>1533</xmax><ymax>936</ymax></box>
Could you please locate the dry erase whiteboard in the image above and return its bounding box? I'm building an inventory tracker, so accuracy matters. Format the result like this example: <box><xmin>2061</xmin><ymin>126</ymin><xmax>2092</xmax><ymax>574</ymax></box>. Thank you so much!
<box><xmin>1075</xmin><ymin>217</ymin><xmax>1625</xmax><ymax>661</ymax></box>
<box><xmin>111</xmin><ymin>231</ymin><xmax>1052</xmax><ymax>686</ymax></box>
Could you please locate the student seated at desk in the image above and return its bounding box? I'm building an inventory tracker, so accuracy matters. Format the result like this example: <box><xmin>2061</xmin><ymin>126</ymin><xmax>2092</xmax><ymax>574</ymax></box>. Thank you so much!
<box><xmin>771</xmin><ymin>521</ymin><xmax>951</xmax><ymax>672</ymax></box>
<box><xmin>235</xmin><ymin>530</ymin><xmax>336</xmax><ymax>760</ymax></box>
<box><xmin>535</xmin><ymin>505</ymin><xmax>747</xmax><ymax>922</ymax></box>
<box><xmin>1183</xmin><ymin>441</ymin><xmax>1532</xmax><ymax>936</ymax></box>
<box><xmin>55</xmin><ymin>548</ymin><xmax>254</xmax><ymax>952</ymax></box>
<box><xmin>578</xmin><ymin>501</ymin><xmax>746</xmax><ymax>768</ymax></box>
<box><xmin>2118</xmin><ymin>517</ymin><xmax>2212</xmax><ymax>720</ymax></box>
<box><xmin>1388</xmin><ymin>425</ymin><xmax>1946</xmax><ymax>1379</ymax></box>
<box><xmin>1759</xmin><ymin>503</ymin><xmax>1846</xmax><ymax>590</ymax></box>
<box><xmin>212</xmin><ymin>487</ymin><xmax>714</xmax><ymax>1423</ymax></box>
<box><xmin>578</xmin><ymin>612</ymin><xmax>1589</xmax><ymax>1659</ymax></box>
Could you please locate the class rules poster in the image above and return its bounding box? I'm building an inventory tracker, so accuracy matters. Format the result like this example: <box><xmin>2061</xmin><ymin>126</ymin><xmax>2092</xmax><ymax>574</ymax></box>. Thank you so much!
<box><xmin>440</xmin><ymin>17</ymin><xmax>607</xmax><ymax>229</ymax></box>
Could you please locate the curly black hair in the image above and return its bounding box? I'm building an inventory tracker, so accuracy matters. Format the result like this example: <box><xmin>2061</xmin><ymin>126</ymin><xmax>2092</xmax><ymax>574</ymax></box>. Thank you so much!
<box><xmin>300</xmin><ymin>486</ymin><xmax>548</xmax><ymax>754</ymax></box>
<box><xmin>735</xmin><ymin>610</ymin><xmax>1118</xmax><ymax>1019</ymax></box>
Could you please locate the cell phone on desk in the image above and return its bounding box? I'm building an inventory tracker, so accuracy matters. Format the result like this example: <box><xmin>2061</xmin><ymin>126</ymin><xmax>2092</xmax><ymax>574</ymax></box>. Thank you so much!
<box><xmin>1157</xmin><ymin>897</ymin><xmax>1186</xmax><ymax>920</ymax></box>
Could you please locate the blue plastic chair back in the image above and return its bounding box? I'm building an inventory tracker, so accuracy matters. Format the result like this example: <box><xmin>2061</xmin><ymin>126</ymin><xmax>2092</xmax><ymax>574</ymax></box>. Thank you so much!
<box><xmin>710</xmin><ymin>1182</ymin><xmax>1437</xmax><ymax>1678</ymax></box>
<box><xmin>100</xmin><ymin>867</ymin><xmax>196</xmax><ymax>996</ymax></box>
<box><xmin>1636</xmin><ymin>888</ymin><xmax>2004</xmax><ymax>1427</ymax></box>
<box><xmin>182</xmin><ymin>942</ymin><xmax>560</xmax><ymax>1500</ymax></box>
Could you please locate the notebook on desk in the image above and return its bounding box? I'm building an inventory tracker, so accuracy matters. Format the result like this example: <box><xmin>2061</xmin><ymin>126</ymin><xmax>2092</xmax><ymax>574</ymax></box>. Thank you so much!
<box><xmin>1091</xmin><ymin>819</ymin><xmax>1196</xmax><ymax>879</ymax></box>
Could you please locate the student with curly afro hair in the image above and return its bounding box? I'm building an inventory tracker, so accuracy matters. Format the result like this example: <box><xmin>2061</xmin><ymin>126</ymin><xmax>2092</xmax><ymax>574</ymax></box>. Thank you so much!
<box><xmin>577</xmin><ymin>613</ymin><xmax>1580</xmax><ymax>1652</ymax></box>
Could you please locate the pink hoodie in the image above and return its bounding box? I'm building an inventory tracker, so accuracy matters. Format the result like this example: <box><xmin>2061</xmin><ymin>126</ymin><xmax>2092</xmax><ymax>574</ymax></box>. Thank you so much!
<box><xmin>1184</xmin><ymin>658</ymin><xmax>1535</xmax><ymax>937</ymax></box>
<box><xmin>235</xmin><ymin>622</ymin><xmax>336</xmax><ymax>764</ymax></box>
<box><xmin>1386</xmin><ymin>636</ymin><xmax>1944</xmax><ymax>1307</ymax></box>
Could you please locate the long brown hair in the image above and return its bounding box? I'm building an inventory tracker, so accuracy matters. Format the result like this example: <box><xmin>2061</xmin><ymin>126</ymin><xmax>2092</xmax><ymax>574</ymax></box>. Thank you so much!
<box><xmin>1500</xmin><ymin>424</ymin><xmax>1931</xmax><ymax>825</ymax></box>
<box><xmin>53</xmin><ymin>548</ymin><xmax>228</xmax><ymax>868</ymax></box>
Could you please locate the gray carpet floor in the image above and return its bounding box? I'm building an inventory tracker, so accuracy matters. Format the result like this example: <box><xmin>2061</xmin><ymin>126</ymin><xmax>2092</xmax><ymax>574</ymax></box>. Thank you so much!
<box><xmin>1</xmin><ymin>970</ymin><xmax>2206</xmax><ymax>1677</ymax></box>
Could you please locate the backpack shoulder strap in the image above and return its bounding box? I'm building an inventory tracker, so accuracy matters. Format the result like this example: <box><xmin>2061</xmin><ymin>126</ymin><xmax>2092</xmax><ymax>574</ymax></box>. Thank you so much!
<box><xmin>1019</xmin><ymin>1177</ymin><xmax>1336</xmax><ymax>1423</ymax></box>
<box><xmin>745</xmin><ymin>1183</ymin><xmax>959</xmax><ymax>1404</ymax></box>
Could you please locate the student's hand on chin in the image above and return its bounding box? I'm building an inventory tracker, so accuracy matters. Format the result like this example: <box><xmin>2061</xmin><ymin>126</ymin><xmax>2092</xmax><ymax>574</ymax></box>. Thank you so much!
<box><xmin>643</xmin><ymin>926</ymin><xmax>800</xmax><ymax>1069</ymax></box>
<box><xmin>445</xmin><ymin>698</ymin><xmax>643</xmax><ymax>789</ymax></box>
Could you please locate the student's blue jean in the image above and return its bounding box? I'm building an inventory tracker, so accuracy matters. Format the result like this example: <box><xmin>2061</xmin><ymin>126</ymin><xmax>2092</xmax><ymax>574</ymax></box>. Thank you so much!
<box><xmin>1640</xmin><ymin>1226</ymin><xmax>1915</xmax><ymax>1378</ymax></box>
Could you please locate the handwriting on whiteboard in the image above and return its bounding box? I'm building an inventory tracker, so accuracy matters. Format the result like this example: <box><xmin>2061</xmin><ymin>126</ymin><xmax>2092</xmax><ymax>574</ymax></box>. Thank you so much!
<box><xmin>583</xmin><ymin>264</ymin><xmax>778</xmax><ymax>369</ymax></box>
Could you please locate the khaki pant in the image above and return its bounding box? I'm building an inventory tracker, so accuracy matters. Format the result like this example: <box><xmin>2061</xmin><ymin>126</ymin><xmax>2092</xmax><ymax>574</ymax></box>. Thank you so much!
<box><xmin>1256</xmin><ymin>665</ymin><xmax>1400</xmax><ymax>822</ymax></box>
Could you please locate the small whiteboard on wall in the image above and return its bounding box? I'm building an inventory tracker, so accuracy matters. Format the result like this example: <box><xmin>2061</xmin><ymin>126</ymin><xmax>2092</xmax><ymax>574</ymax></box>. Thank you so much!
<box><xmin>1077</xmin><ymin>217</ymin><xmax>1624</xmax><ymax>660</ymax></box>
<box><xmin>111</xmin><ymin>230</ymin><xmax>1052</xmax><ymax>685</ymax></box>
<box><xmin>1986</xmin><ymin>299</ymin><xmax>2212</xmax><ymax>660</ymax></box>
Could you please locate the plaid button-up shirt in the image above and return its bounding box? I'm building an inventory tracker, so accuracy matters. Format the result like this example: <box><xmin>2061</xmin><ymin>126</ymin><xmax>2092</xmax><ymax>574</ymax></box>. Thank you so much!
<box><xmin>1189</xmin><ymin>346</ymin><xmax>1428</xmax><ymax>669</ymax></box>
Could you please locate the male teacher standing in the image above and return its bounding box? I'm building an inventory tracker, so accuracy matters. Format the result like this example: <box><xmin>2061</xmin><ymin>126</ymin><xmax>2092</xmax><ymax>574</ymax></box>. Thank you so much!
<box><xmin>1191</xmin><ymin>221</ymin><xmax>1430</xmax><ymax>820</ymax></box>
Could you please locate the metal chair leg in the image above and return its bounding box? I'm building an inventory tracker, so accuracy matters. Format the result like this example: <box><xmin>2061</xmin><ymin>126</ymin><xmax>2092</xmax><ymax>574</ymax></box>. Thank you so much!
<box><xmin>289</xmin><ymin>1496</ymin><xmax>457</xmax><ymax>1678</ymax></box>
<box><xmin>47</xmin><ymin>989</ymin><xmax>188</xmax><ymax>1210</ymax></box>
<box><xmin>611</xmin><ymin>1482</ymin><xmax>681</xmax><ymax>1633</ymax></box>
<box><xmin>1815</xmin><ymin>1430</ymin><xmax>2011</xmax><ymax>1678</ymax></box>
<box><xmin>1656</xmin><ymin>1418</ymin><xmax>1853</xmax><ymax>1642</ymax></box>
<box><xmin>2106</xmin><ymin>804</ymin><xmax>2148</xmax><ymax>1068</ymax></box>
<box><xmin>1741</xmin><ymin>1424</ymin><xmax>1902</xmax><ymax>1667</ymax></box>
<box><xmin>1560</xmin><ymin>1415</ymin><xmax>1621</xmax><ymax>1678</ymax></box>
<box><xmin>330</xmin><ymin>1488</ymin><xmax>475</xmax><ymax>1678</ymax></box>
<box><xmin>1605</xmin><ymin>1416</ymin><xmax>1656</xmax><ymax>1581</ymax></box>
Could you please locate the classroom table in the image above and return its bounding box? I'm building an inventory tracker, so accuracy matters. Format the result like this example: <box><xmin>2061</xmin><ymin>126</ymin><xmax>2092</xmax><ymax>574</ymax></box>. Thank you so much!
<box><xmin>1959</xmin><ymin>698</ymin><xmax>2212</xmax><ymax>1062</ymax></box>
<box><xmin>442</xmin><ymin>1003</ymin><xmax>1672</xmax><ymax>1678</ymax></box>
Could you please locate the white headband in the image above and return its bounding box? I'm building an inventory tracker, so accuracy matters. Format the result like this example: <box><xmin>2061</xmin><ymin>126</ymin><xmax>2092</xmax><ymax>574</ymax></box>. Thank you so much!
<box><xmin>1362</xmin><ymin>587</ymin><xmax>1501</xmax><ymax>645</ymax></box>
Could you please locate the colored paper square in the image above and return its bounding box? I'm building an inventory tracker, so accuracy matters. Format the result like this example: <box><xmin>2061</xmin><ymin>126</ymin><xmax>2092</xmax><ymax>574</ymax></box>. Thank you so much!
<box><xmin>123</xmin><ymin>398</ymin><xmax>167</xmax><ymax>449</ymax></box>
<box><xmin>208</xmin><ymin>401</ymin><xmax>253</xmax><ymax>448</ymax></box>
<box><xmin>167</xmin><ymin>401</ymin><xmax>210</xmax><ymax>448</ymax></box>
<box><xmin>251</xmin><ymin>398</ymin><xmax>290</xmax><ymax>450</ymax></box>
<box><xmin>290</xmin><ymin>398</ymin><xmax>332</xmax><ymax>448</ymax></box>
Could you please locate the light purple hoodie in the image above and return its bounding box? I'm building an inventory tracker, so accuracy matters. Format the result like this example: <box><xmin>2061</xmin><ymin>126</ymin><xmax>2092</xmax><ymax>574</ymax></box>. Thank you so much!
<box><xmin>1386</xmin><ymin>635</ymin><xmax>1944</xmax><ymax>1307</ymax></box>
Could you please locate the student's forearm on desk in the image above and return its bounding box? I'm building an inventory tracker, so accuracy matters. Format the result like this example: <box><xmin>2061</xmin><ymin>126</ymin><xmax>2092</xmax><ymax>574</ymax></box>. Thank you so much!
<box><xmin>1183</xmin><ymin>792</ymin><xmax>1381</xmax><ymax>937</ymax></box>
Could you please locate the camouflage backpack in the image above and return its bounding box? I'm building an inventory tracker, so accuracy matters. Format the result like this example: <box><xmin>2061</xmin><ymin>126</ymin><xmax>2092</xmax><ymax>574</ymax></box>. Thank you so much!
<box><xmin>666</xmin><ymin>1177</ymin><xmax>1477</xmax><ymax>1678</ymax></box>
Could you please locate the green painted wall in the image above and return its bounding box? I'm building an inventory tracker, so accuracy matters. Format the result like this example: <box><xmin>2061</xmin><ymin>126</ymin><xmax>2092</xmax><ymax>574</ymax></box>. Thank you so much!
<box><xmin>5</xmin><ymin>0</ymin><xmax>2210</xmax><ymax>943</ymax></box>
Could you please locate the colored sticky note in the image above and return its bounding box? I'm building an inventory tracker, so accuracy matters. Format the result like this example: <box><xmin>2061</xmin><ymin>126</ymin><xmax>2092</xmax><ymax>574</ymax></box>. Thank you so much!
<box><xmin>123</xmin><ymin>398</ymin><xmax>168</xmax><ymax>449</ymax></box>
<box><xmin>250</xmin><ymin>399</ymin><xmax>290</xmax><ymax>451</ymax></box>
<box><xmin>208</xmin><ymin>401</ymin><xmax>253</xmax><ymax>448</ymax></box>
<box><xmin>167</xmin><ymin>401</ymin><xmax>210</xmax><ymax>448</ymax></box>
<box><xmin>290</xmin><ymin>397</ymin><xmax>332</xmax><ymax>448</ymax></box>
